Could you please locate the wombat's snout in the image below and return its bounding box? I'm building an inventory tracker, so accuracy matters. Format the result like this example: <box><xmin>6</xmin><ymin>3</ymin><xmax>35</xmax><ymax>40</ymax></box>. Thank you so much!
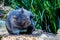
<box><xmin>23</xmin><ymin>21</ymin><xmax>31</xmax><ymax>26</ymax></box>
<box><xmin>24</xmin><ymin>21</ymin><xmax>31</xmax><ymax>26</ymax></box>
<box><xmin>17</xmin><ymin>20</ymin><xmax>31</xmax><ymax>27</ymax></box>
<box><xmin>21</xmin><ymin>18</ymin><xmax>31</xmax><ymax>26</ymax></box>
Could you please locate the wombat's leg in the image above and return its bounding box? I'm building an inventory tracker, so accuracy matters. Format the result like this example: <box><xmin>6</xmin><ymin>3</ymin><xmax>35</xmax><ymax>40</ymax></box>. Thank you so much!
<box><xmin>6</xmin><ymin>27</ymin><xmax>15</xmax><ymax>35</ymax></box>
<box><xmin>7</xmin><ymin>27</ymin><xmax>20</xmax><ymax>35</ymax></box>
<box><xmin>6</xmin><ymin>20</ymin><xmax>14</xmax><ymax>35</ymax></box>
<box><xmin>26</xmin><ymin>25</ymin><xmax>34</xmax><ymax>34</ymax></box>
<box><xmin>6</xmin><ymin>20</ymin><xmax>19</xmax><ymax>35</ymax></box>
<box><xmin>19</xmin><ymin>31</ymin><xmax>27</xmax><ymax>34</ymax></box>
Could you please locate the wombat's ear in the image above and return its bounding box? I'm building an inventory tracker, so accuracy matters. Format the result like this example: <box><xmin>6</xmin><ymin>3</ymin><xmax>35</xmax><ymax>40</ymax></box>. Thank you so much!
<box><xmin>20</xmin><ymin>8</ymin><xmax>24</xmax><ymax>14</ymax></box>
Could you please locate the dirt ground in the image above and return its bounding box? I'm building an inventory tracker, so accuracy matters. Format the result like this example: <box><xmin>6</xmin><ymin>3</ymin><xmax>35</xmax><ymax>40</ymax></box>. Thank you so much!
<box><xmin>0</xmin><ymin>27</ymin><xmax>60</xmax><ymax>40</ymax></box>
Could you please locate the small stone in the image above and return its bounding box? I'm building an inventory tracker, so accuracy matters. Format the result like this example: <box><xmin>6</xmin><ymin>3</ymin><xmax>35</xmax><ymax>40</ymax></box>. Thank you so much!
<box><xmin>38</xmin><ymin>37</ymin><xmax>44</xmax><ymax>40</ymax></box>
<box><xmin>57</xmin><ymin>29</ymin><xmax>60</xmax><ymax>34</ymax></box>
<box><xmin>40</xmin><ymin>34</ymin><xmax>48</xmax><ymax>39</ymax></box>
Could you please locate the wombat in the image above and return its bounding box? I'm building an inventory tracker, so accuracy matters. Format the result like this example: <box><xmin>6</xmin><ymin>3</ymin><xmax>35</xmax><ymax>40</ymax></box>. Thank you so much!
<box><xmin>6</xmin><ymin>8</ymin><xmax>35</xmax><ymax>35</ymax></box>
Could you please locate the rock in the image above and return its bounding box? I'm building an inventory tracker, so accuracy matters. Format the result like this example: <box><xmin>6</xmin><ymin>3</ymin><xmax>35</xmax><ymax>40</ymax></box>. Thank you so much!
<box><xmin>0</xmin><ymin>19</ymin><xmax>9</xmax><ymax>36</ymax></box>
<box><xmin>56</xmin><ymin>29</ymin><xmax>60</xmax><ymax>37</ymax></box>
<box><xmin>32</xmin><ymin>29</ymin><xmax>43</xmax><ymax>36</ymax></box>
<box><xmin>38</xmin><ymin>37</ymin><xmax>44</xmax><ymax>40</ymax></box>
<box><xmin>40</xmin><ymin>34</ymin><xmax>48</xmax><ymax>39</ymax></box>
<box><xmin>4</xmin><ymin>6</ymin><xmax>14</xmax><ymax>11</ymax></box>
<box><xmin>1</xmin><ymin>35</ymin><xmax>58</xmax><ymax>40</ymax></box>
<box><xmin>0</xmin><ymin>19</ymin><xmax>5</xmax><ymax>28</ymax></box>
<box><xmin>1</xmin><ymin>35</ymin><xmax>38</xmax><ymax>40</ymax></box>
<box><xmin>1</xmin><ymin>29</ymin><xmax>60</xmax><ymax>40</ymax></box>
<box><xmin>57</xmin><ymin>29</ymin><xmax>60</xmax><ymax>34</ymax></box>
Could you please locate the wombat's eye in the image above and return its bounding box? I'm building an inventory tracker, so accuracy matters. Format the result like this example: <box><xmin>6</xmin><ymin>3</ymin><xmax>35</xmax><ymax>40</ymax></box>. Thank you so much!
<box><xmin>30</xmin><ymin>15</ymin><xmax>34</xmax><ymax>19</ymax></box>
<box><xmin>12</xmin><ymin>16</ymin><xmax>17</xmax><ymax>19</ymax></box>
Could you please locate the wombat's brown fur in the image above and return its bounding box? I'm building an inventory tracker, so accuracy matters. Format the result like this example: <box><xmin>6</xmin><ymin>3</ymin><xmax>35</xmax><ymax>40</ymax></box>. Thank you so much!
<box><xmin>6</xmin><ymin>8</ymin><xmax>35</xmax><ymax>35</ymax></box>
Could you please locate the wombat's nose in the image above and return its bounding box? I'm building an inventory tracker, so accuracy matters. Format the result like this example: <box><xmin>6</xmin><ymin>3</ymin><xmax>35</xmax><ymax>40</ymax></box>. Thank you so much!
<box><xmin>27</xmin><ymin>20</ymin><xmax>31</xmax><ymax>25</ymax></box>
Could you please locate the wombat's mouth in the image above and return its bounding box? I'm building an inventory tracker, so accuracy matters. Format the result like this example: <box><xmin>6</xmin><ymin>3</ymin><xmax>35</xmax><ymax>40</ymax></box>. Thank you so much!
<box><xmin>17</xmin><ymin>21</ymin><xmax>30</xmax><ymax>27</ymax></box>
<box><xmin>17</xmin><ymin>23</ymin><xmax>24</xmax><ymax>27</ymax></box>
